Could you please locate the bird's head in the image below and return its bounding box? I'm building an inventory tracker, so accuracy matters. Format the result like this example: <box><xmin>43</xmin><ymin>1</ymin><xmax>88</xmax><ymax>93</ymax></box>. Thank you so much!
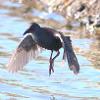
<box><xmin>23</xmin><ymin>23</ymin><xmax>40</xmax><ymax>35</ymax></box>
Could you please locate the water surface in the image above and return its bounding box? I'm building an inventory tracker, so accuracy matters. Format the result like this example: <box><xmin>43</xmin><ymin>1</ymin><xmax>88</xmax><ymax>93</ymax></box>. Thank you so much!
<box><xmin>0</xmin><ymin>0</ymin><xmax>100</xmax><ymax>100</ymax></box>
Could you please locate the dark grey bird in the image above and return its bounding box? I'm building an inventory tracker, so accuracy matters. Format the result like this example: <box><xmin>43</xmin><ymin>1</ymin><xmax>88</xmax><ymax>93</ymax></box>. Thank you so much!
<box><xmin>7</xmin><ymin>23</ymin><xmax>80</xmax><ymax>75</ymax></box>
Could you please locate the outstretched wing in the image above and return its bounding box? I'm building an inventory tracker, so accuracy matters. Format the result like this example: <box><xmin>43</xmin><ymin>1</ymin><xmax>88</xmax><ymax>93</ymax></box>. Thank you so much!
<box><xmin>61</xmin><ymin>34</ymin><xmax>80</xmax><ymax>74</ymax></box>
<box><xmin>7</xmin><ymin>34</ymin><xmax>41</xmax><ymax>72</ymax></box>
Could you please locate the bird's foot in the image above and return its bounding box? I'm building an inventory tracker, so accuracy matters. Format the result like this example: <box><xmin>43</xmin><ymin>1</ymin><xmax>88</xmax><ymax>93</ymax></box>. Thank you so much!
<box><xmin>49</xmin><ymin>60</ymin><xmax>54</xmax><ymax>76</ymax></box>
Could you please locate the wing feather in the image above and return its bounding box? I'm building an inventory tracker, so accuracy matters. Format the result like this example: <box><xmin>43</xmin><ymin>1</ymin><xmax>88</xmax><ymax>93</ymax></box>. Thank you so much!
<box><xmin>59</xmin><ymin>33</ymin><xmax>80</xmax><ymax>74</ymax></box>
<box><xmin>63</xmin><ymin>36</ymin><xmax>80</xmax><ymax>74</ymax></box>
<box><xmin>7</xmin><ymin>34</ymin><xmax>41</xmax><ymax>72</ymax></box>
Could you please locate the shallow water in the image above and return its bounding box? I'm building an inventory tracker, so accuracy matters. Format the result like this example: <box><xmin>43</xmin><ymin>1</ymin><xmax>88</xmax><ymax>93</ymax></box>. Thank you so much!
<box><xmin>0</xmin><ymin>0</ymin><xmax>100</xmax><ymax>100</ymax></box>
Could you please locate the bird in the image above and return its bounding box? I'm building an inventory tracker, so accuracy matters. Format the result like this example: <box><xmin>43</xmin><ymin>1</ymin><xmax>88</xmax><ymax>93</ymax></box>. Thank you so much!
<box><xmin>7</xmin><ymin>22</ymin><xmax>80</xmax><ymax>75</ymax></box>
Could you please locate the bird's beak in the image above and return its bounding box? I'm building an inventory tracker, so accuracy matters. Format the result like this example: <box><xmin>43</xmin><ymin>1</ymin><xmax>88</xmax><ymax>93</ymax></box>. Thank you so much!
<box><xmin>23</xmin><ymin>28</ymin><xmax>31</xmax><ymax>35</ymax></box>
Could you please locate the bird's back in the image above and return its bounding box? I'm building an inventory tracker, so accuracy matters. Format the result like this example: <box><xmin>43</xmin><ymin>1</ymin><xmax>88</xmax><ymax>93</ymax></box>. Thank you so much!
<box><xmin>35</xmin><ymin>27</ymin><xmax>62</xmax><ymax>51</ymax></box>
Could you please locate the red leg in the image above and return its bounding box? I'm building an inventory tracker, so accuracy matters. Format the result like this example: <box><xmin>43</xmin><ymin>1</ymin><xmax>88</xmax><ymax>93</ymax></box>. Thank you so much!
<box><xmin>49</xmin><ymin>50</ymin><xmax>54</xmax><ymax>75</ymax></box>
<box><xmin>52</xmin><ymin>50</ymin><xmax>60</xmax><ymax>61</ymax></box>
<box><xmin>49</xmin><ymin>50</ymin><xmax>60</xmax><ymax>76</ymax></box>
